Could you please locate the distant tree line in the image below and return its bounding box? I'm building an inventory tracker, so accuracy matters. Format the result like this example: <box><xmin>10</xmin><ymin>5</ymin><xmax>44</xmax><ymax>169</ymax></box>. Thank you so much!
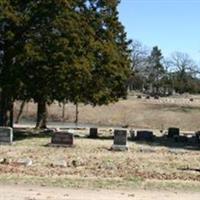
<box><xmin>0</xmin><ymin>0</ymin><xmax>132</xmax><ymax>128</ymax></box>
<box><xmin>128</xmin><ymin>40</ymin><xmax>200</xmax><ymax>96</ymax></box>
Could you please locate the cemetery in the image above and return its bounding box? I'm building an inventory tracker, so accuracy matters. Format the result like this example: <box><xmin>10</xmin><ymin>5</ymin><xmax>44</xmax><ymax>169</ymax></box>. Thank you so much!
<box><xmin>1</xmin><ymin>1</ymin><xmax>200</xmax><ymax>199</ymax></box>
<box><xmin>0</xmin><ymin>121</ymin><xmax>200</xmax><ymax>192</ymax></box>
<box><xmin>0</xmin><ymin>96</ymin><xmax>200</xmax><ymax>193</ymax></box>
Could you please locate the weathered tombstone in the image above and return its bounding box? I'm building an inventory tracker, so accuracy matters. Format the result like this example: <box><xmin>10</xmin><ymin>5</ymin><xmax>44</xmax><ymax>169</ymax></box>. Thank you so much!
<box><xmin>51</xmin><ymin>131</ymin><xmax>74</xmax><ymax>147</ymax></box>
<box><xmin>0</xmin><ymin>127</ymin><xmax>13</xmax><ymax>144</ymax></box>
<box><xmin>195</xmin><ymin>131</ymin><xmax>200</xmax><ymax>144</ymax></box>
<box><xmin>168</xmin><ymin>127</ymin><xmax>180</xmax><ymax>138</ymax></box>
<box><xmin>136</xmin><ymin>130</ymin><xmax>154</xmax><ymax>141</ymax></box>
<box><xmin>89</xmin><ymin>128</ymin><xmax>98</xmax><ymax>138</ymax></box>
<box><xmin>146</xmin><ymin>95</ymin><xmax>150</xmax><ymax>99</ymax></box>
<box><xmin>111</xmin><ymin>129</ymin><xmax>128</xmax><ymax>151</ymax></box>
<box><xmin>154</xmin><ymin>95</ymin><xmax>159</xmax><ymax>99</ymax></box>
<box><xmin>129</xmin><ymin>130</ymin><xmax>135</xmax><ymax>141</ymax></box>
<box><xmin>180</xmin><ymin>135</ymin><xmax>188</xmax><ymax>143</ymax></box>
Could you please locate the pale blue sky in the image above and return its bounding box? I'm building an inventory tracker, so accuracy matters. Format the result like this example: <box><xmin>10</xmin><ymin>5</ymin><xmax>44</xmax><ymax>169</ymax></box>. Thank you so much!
<box><xmin>118</xmin><ymin>0</ymin><xmax>200</xmax><ymax>63</ymax></box>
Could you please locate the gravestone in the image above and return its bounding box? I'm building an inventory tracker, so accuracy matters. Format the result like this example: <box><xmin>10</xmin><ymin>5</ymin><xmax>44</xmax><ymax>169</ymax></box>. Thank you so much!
<box><xmin>154</xmin><ymin>95</ymin><xmax>159</xmax><ymax>99</ymax></box>
<box><xmin>168</xmin><ymin>127</ymin><xmax>180</xmax><ymax>138</ymax></box>
<box><xmin>136</xmin><ymin>130</ymin><xmax>154</xmax><ymax>141</ymax></box>
<box><xmin>146</xmin><ymin>95</ymin><xmax>150</xmax><ymax>99</ymax></box>
<box><xmin>195</xmin><ymin>131</ymin><xmax>200</xmax><ymax>144</ymax></box>
<box><xmin>16</xmin><ymin>158</ymin><xmax>32</xmax><ymax>167</ymax></box>
<box><xmin>111</xmin><ymin>129</ymin><xmax>128</xmax><ymax>151</ymax></box>
<box><xmin>129</xmin><ymin>130</ymin><xmax>135</xmax><ymax>141</ymax></box>
<box><xmin>0</xmin><ymin>127</ymin><xmax>13</xmax><ymax>144</ymax></box>
<box><xmin>174</xmin><ymin>135</ymin><xmax>188</xmax><ymax>143</ymax></box>
<box><xmin>51</xmin><ymin>131</ymin><xmax>74</xmax><ymax>147</ymax></box>
<box><xmin>89</xmin><ymin>128</ymin><xmax>98</xmax><ymax>138</ymax></box>
<box><xmin>51</xmin><ymin>159</ymin><xmax>67</xmax><ymax>168</ymax></box>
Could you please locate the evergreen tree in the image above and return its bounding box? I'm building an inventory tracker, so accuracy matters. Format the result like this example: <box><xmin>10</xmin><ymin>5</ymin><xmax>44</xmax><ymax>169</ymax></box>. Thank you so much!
<box><xmin>0</xmin><ymin>0</ymin><xmax>131</xmax><ymax>127</ymax></box>
<box><xmin>78</xmin><ymin>0</ymin><xmax>132</xmax><ymax>105</ymax></box>
<box><xmin>0</xmin><ymin>0</ymin><xmax>30</xmax><ymax>126</ymax></box>
<box><xmin>146</xmin><ymin>46</ymin><xmax>165</xmax><ymax>94</ymax></box>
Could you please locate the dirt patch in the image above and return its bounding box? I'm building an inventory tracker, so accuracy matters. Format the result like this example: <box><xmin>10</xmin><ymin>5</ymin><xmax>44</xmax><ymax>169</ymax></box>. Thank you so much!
<box><xmin>0</xmin><ymin>184</ymin><xmax>200</xmax><ymax>200</ymax></box>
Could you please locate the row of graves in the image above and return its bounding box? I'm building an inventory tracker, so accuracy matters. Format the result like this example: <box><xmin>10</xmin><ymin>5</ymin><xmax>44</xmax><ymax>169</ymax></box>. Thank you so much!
<box><xmin>137</xmin><ymin>94</ymin><xmax>195</xmax><ymax>102</ymax></box>
<box><xmin>0</xmin><ymin>126</ymin><xmax>200</xmax><ymax>150</ymax></box>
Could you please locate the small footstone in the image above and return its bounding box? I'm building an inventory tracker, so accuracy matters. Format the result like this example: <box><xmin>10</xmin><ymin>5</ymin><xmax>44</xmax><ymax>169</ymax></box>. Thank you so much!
<box><xmin>51</xmin><ymin>159</ymin><xmax>67</xmax><ymax>168</ymax></box>
<box><xmin>16</xmin><ymin>158</ymin><xmax>32</xmax><ymax>167</ymax></box>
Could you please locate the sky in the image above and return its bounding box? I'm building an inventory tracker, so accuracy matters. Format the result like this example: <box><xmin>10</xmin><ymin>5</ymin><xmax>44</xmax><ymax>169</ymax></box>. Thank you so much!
<box><xmin>118</xmin><ymin>0</ymin><xmax>200</xmax><ymax>63</ymax></box>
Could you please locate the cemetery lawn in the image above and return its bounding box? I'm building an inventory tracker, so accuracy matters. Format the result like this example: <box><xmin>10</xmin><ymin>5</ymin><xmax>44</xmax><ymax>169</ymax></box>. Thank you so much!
<box><xmin>0</xmin><ymin>135</ymin><xmax>200</xmax><ymax>192</ymax></box>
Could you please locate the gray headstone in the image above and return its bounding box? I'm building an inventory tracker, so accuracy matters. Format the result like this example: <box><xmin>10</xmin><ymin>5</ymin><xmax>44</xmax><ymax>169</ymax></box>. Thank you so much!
<box><xmin>136</xmin><ymin>130</ymin><xmax>154</xmax><ymax>141</ymax></box>
<box><xmin>174</xmin><ymin>135</ymin><xmax>188</xmax><ymax>143</ymax></box>
<box><xmin>168</xmin><ymin>127</ymin><xmax>180</xmax><ymax>138</ymax></box>
<box><xmin>0</xmin><ymin>127</ymin><xmax>13</xmax><ymax>144</ymax></box>
<box><xmin>89</xmin><ymin>128</ymin><xmax>98</xmax><ymax>138</ymax></box>
<box><xmin>129</xmin><ymin>130</ymin><xmax>135</xmax><ymax>141</ymax></box>
<box><xmin>51</xmin><ymin>131</ymin><xmax>74</xmax><ymax>146</ymax></box>
<box><xmin>146</xmin><ymin>95</ymin><xmax>150</xmax><ymax>99</ymax></box>
<box><xmin>112</xmin><ymin>129</ymin><xmax>128</xmax><ymax>151</ymax></box>
<box><xmin>195</xmin><ymin>131</ymin><xmax>200</xmax><ymax>144</ymax></box>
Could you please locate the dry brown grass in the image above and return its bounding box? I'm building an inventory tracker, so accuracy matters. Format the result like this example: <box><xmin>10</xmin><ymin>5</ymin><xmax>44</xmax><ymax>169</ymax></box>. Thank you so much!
<box><xmin>14</xmin><ymin>94</ymin><xmax>200</xmax><ymax>131</ymax></box>
<box><xmin>0</xmin><ymin>135</ymin><xmax>200</xmax><ymax>190</ymax></box>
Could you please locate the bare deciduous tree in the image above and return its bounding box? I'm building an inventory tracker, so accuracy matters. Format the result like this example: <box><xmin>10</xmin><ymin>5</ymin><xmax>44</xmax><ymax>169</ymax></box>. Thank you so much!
<box><xmin>169</xmin><ymin>52</ymin><xmax>199</xmax><ymax>77</ymax></box>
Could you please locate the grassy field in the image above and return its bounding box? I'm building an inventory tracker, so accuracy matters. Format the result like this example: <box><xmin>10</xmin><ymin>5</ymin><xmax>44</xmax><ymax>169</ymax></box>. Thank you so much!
<box><xmin>14</xmin><ymin>94</ymin><xmax>200</xmax><ymax>131</ymax></box>
<box><xmin>0</xmin><ymin>133</ymin><xmax>200</xmax><ymax>191</ymax></box>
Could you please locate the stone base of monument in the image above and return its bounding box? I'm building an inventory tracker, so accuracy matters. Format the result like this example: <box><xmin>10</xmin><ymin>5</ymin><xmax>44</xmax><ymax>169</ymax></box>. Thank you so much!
<box><xmin>48</xmin><ymin>143</ymin><xmax>75</xmax><ymax>148</ymax></box>
<box><xmin>111</xmin><ymin>144</ymin><xmax>128</xmax><ymax>151</ymax></box>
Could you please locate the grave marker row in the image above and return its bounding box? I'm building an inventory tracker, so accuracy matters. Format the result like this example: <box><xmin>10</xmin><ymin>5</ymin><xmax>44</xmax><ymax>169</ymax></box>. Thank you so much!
<box><xmin>1</xmin><ymin>126</ymin><xmax>199</xmax><ymax>148</ymax></box>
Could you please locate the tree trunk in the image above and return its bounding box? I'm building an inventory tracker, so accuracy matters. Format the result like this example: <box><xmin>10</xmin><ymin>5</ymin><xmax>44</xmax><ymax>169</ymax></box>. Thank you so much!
<box><xmin>15</xmin><ymin>100</ymin><xmax>26</xmax><ymax>124</ymax></box>
<box><xmin>74</xmin><ymin>103</ymin><xmax>79</xmax><ymax>126</ymax></box>
<box><xmin>36</xmin><ymin>100</ymin><xmax>47</xmax><ymax>129</ymax></box>
<box><xmin>9</xmin><ymin>101</ymin><xmax>14</xmax><ymax>128</ymax></box>
<box><xmin>62</xmin><ymin>102</ymin><xmax>65</xmax><ymax>122</ymax></box>
<box><xmin>0</xmin><ymin>91</ymin><xmax>10</xmax><ymax>126</ymax></box>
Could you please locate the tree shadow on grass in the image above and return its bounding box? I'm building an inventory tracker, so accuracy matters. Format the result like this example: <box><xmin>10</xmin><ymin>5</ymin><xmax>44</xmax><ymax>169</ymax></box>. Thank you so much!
<box><xmin>13</xmin><ymin>128</ymin><xmax>52</xmax><ymax>141</ymax></box>
<box><xmin>86</xmin><ymin>135</ymin><xmax>114</xmax><ymax>140</ymax></box>
<box><xmin>13</xmin><ymin>128</ymin><xmax>200</xmax><ymax>151</ymax></box>
<box><xmin>129</xmin><ymin>135</ymin><xmax>200</xmax><ymax>151</ymax></box>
